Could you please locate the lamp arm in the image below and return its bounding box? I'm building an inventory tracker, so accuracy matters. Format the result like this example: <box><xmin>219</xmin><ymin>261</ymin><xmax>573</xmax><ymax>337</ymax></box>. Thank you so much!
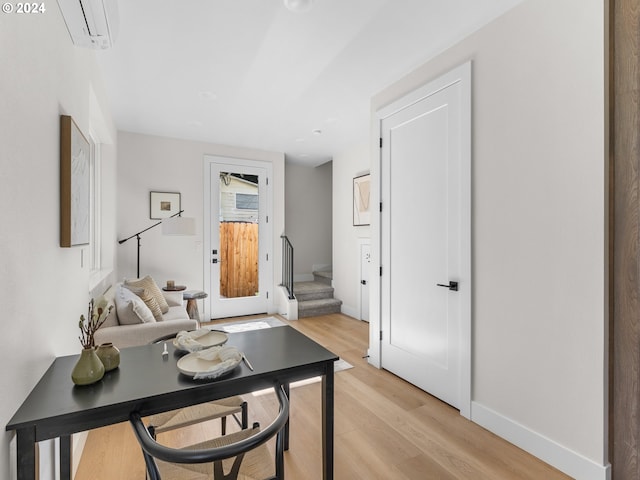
<box><xmin>118</xmin><ymin>210</ymin><xmax>184</xmax><ymax>244</ymax></box>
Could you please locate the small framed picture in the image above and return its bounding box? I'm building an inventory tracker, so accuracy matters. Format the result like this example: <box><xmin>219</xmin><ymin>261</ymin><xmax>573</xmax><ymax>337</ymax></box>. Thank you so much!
<box><xmin>150</xmin><ymin>191</ymin><xmax>180</xmax><ymax>219</ymax></box>
<box><xmin>353</xmin><ymin>173</ymin><xmax>371</xmax><ymax>226</ymax></box>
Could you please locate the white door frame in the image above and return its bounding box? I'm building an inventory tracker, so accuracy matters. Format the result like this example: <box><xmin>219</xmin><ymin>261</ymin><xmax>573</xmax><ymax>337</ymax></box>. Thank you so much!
<box><xmin>370</xmin><ymin>61</ymin><xmax>472</xmax><ymax>419</ymax></box>
<box><xmin>203</xmin><ymin>155</ymin><xmax>274</xmax><ymax>321</ymax></box>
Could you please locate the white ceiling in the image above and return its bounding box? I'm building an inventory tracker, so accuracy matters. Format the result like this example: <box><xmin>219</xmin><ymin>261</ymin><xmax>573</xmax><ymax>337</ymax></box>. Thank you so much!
<box><xmin>96</xmin><ymin>0</ymin><xmax>523</xmax><ymax>166</ymax></box>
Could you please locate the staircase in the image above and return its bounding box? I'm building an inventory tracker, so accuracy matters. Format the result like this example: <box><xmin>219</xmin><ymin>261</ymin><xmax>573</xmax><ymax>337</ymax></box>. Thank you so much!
<box><xmin>294</xmin><ymin>271</ymin><xmax>342</xmax><ymax>318</ymax></box>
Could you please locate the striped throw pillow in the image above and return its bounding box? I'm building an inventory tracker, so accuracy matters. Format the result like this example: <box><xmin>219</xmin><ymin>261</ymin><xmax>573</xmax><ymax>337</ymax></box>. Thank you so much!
<box><xmin>125</xmin><ymin>275</ymin><xmax>169</xmax><ymax>314</ymax></box>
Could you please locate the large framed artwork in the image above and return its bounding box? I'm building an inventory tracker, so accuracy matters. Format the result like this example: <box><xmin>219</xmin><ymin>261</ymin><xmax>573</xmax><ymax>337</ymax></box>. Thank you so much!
<box><xmin>353</xmin><ymin>173</ymin><xmax>371</xmax><ymax>226</ymax></box>
<box><xmin>150</xmin><ymin>191</ymin><xmax>181</xmax><ymax>219</ymax></box>
<box><xmin>60</xmin><ymin>115</ymin><xmax>90</xmax><ymax>247</ymax></box>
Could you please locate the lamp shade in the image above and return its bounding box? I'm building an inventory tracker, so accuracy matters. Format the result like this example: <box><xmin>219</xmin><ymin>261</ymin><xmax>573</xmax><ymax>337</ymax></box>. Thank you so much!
<box><xmin>162</xmin><ymin>216</ymin><xmax>196</xmax><ymax>236</ymax></box>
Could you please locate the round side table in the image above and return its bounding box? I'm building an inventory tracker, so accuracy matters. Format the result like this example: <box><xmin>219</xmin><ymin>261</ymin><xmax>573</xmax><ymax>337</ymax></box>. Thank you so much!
<box><xmin>183</xmin><ymin>290</ymin><xmax>208</xmax><ymax>320</ymax></box>
<box><xmin>162</xmin><ymin>285</ymin><xmax>186</xmax><ymax>292</ymax></box>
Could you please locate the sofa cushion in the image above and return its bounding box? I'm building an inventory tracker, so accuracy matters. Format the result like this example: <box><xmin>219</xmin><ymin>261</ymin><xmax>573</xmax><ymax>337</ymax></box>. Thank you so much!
<box><xmin>94</xmin><ymin>317</ymin><xmax>199</xmax><ymax>349</ymax></box>
<box><xmin>100</xmin><ymin>285</ymin><xmax>119</xmax><ymax>328</ymax></box>
<box><xmin>124</xmin><ymin>285</ymin><xmax>163</xmax><ymax>322</ymax></box>
<box><xmin>125</xmin><ymin>276</ymin><xmax>169</xmax><ymax>314</ymax></box>
<box><xmin>115</xmin><ymin>284</ymin><xmax>156</xmax><ymax>325</ymax></box>
<box><xmin>163</xmin><ymin>305</ymin><xmax>190</xmax><ymax>322</ymax></box>
<box><xmin>163</xmin><ymin>290</ymin><xmax>184</xmax><ymax>307</ymax></box>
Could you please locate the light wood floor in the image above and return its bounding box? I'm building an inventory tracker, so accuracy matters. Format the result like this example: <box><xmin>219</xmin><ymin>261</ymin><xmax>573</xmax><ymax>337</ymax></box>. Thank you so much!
<box><xmin>75</xmin><ymin>313</ymin><xmax>571</xmax><ymax>479</ymax></box>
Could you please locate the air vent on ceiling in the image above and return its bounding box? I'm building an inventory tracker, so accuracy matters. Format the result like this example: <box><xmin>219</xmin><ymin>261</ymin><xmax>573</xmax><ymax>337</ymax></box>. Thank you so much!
<box><xmin>56</xmin><ymin>0</ymin><xmax>119</xmax><ymax>49</ymax></box>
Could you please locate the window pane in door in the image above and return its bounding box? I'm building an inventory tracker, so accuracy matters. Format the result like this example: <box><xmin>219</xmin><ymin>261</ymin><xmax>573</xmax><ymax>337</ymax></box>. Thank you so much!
<box><xmin>236</xmin><ymin>193</ymin><xmax>258</xmax><ymax>210</ymax></box>
<box><xmin>219</xmin><ymin>172</ymin><xmax>259</xmax><ymax>298</ymax></box>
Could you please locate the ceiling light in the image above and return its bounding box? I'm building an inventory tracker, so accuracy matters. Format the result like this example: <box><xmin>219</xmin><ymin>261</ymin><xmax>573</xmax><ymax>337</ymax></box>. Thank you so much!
<box><xmin>283</xmin><ymin>0</ymin><xmax>314</xmax><ymax>13</ymax></box>
<box><xmin>312</xmin><ymin>129</ymin><xmax>322</xmax><ymax>135</ymax></box>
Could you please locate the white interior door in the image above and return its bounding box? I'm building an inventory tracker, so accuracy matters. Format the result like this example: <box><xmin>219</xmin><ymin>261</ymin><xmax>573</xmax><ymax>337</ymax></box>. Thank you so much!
<box><xmin>380</xmin><ymin>64</ymin><xmax>470</xmax><ymax>412</ymax></box>
<box><xmin>360</xmin><ymin>242</ymin><xmax>370</xmax><ymax>322</ymax></box>
<box><xmin>204</xmin><ymin>159</ymin><xmax>271</xmax><ymax>319</ymax></box>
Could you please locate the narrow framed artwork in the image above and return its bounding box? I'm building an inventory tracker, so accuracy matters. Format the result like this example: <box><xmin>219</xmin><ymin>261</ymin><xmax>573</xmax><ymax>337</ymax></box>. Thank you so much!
<box><xmin>150</xmin><ymin>191</ymin><xmax>181</xmax><ymax>219</ymax></box>
<box><xmin>60</xmin><ymin>115</ymin><xmax>90</xmax><ymax>247</ymax></box>
<box><xmin>353</xmin><ymin>173</ymin><xmax>371</xmax><ymax>226</ymax></box>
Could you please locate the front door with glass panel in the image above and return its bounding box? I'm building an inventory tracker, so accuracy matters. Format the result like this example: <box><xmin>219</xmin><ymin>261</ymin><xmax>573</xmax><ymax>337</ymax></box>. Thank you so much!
<box><xmin>206</xmin><ymin>160</ymin><xmax>270</xmax><ymax>319</ymax></box>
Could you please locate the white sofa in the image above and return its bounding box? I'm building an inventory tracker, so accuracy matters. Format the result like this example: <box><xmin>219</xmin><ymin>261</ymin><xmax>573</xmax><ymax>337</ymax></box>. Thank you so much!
<box><xmin>94</xmin><ymin>282</ymin><xmax>199</xmax><ymax>348</ymax></box>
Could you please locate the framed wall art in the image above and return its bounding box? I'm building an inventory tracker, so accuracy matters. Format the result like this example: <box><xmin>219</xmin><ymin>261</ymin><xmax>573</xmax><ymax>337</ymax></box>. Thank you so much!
<box><xmin>353</xmin><ymin>173</ymin><xmax>371</xmax><ymax>226</ymax></box>
<box><xmin>60</xmin><ymin>115</ymin><xmax>90</xmax><ymax>248</ymax></box>
<box><xmin>150</xmin><ymin>191</ymin><xmax>181</xmax><ymax>219</ymax></box>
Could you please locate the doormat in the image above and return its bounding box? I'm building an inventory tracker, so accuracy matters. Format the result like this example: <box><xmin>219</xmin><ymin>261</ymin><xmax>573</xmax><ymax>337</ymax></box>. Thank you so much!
<box><xmin>212</xmin><ymin>317</ymin><xmax>286</xmax><ymax>333</ymax></box>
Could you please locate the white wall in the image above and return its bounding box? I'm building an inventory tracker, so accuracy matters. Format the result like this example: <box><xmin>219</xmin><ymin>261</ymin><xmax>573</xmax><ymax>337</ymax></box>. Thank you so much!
<box><xmin>332</xmin><ymin>142</ymin><xmax>370</xmax><ymax>319</ymax></box>
<box><xmin>116</xmin><ymin>132</ymin><xmax>285</xmax><ymax>315</ymax></box>
<box><xmin>360</xmin><ymin>0</ymin><xmax>608</xmax><ymax>478</ymax></box>
<box><xmin>285</xmin><ymin>161</ymin><xmax>333</xmax><ymax>280</ymax></box>
<box><xmin>0</xmin><ymin>8</ymin><xmax>117</xmax><ymax>480</ymax></box>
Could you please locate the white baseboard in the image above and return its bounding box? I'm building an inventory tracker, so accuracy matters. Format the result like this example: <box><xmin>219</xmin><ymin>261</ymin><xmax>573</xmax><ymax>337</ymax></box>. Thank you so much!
<box><xmin>471</xmin><ymin>402</ymin><xmax>610</xmax><ymax>480</ymax></box>
<box><xmin>340</xmin><ymin>304</ymin><xmax>358</xmax><ymax>319</ymax></box>
<box><xmin>276</xmin><ymin>286</ymin><xmax>298</xmax><ymax>320</ymax></box>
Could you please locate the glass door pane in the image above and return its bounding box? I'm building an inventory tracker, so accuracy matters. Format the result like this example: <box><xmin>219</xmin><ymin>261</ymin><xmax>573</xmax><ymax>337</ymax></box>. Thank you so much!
<box><xmin>218</xmin><ymin>171</ymin><xmax>259</xmax><ymax>299</ymax></box>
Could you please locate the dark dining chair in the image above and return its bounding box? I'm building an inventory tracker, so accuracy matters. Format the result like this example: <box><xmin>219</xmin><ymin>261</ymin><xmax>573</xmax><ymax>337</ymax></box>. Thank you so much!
<box><xmin>130</xmin><ymin>384</ymin><xmax>289</xmax><ymax>480</ymax></box>
<box><xmin>148</xmin><ymin>333</ymin><xmax>248</xmax><ymax>437</ymax></box>
<box><xmin>146</xmin><ymin>397</ymin><xmax>248</xmax><ymax>439</ymax></box>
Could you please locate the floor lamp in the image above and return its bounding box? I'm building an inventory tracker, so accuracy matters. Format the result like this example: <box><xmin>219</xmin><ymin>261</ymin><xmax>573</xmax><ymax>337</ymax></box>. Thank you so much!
<box><xmin>118</xmin><ymin>210</ymin><xmax>196</xmax><ymax>278</ymax></box>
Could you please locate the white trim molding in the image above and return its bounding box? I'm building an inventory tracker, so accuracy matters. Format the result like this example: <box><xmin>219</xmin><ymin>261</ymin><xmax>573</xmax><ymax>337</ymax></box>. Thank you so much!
<box><xmin>471</xmin><ymin>402</ymin><xmax>611</xmax><ymax>480</ymax></box>
<box><xmin>340</xmin><ymin>304</ymin><xmax>358</xmax><ymax>320</ymax></box>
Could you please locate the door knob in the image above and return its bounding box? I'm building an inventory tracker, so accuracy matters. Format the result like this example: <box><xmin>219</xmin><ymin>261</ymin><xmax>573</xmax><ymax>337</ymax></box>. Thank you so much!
<box><xmin>361</xmin><ymin>280</ymin><xmax>367</xmax><ymax>285</ymax></box>
<box><xmin>436</xmin><ymin>281</ymin><xmax>458</xmax><ymax>291</ymax></box>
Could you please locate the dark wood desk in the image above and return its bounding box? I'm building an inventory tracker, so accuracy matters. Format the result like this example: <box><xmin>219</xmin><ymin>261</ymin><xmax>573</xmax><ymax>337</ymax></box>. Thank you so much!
<box><xmin>6</xmin><ymin>326</ymin><xmax>338</xmax><ymax>480</ymax></box>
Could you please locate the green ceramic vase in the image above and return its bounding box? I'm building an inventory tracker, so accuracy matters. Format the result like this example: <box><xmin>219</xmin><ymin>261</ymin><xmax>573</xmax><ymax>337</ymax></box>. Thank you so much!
<box><xmin>71</xmin><ymin>347</ymin><xmax>105</xmax><ymax>386</ymax></box>
<box><xmin>96</xmin><ymin>342</ymin><xmax>120</xmax><ymax>372</ymax></box>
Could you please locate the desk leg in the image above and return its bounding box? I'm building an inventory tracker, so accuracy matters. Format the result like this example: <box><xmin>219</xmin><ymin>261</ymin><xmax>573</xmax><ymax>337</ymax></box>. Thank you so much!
<box><xmin>60</xmin><ymin>435</ymin><xmax>72</xmax><ymax>480</ymax></box>
<box><xmin>322</xmin><ymin>365</ymin><xmax>334</xmax><ymax>480</ymax></box>
<box><xmin>16</xmin><ymin>427</ymin><xmax>36</xmax><ymax>480</ymax></box>
<box><xmin>283</xmin><ymin>382</ymin><xmax>290</xmax><ymax>451</ymax></box>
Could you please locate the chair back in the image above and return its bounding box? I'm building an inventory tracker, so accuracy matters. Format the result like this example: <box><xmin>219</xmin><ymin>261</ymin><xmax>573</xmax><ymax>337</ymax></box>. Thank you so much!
<box><xmin>130</xmin><ymin>384</ymin><xmax>289</xmax><ymax>480</ymax></box>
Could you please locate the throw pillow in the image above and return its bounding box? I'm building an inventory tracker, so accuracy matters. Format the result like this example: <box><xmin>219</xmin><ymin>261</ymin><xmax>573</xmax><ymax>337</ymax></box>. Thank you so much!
<box><xmin>124</xmin><ymin>285</ymin><xmax>164</xmax><ymax>322</ymax></box>
<box><xmin>99</xmin><ymin>286</ymin><xmax>119</xmax><ymax>328</ymax></box>
<box><xmin>125</xmin><ymin>275</ymin><xmax>169</xmax><ymax>314</ymax></box>
<box><xmin>115</xmin><ymin>284</ymin><xmax>156</xmax><ymax>325</ymax></box>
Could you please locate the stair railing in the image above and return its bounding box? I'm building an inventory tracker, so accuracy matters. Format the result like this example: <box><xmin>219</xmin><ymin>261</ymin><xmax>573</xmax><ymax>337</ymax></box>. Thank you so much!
<box><xmin>280</xmin><ymin>235</ymin><xmax>295</xmax><ymax>300</ymax></box>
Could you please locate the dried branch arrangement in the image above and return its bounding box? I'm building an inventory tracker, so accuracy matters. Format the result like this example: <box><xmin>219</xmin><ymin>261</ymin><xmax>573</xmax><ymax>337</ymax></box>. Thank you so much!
<box><xmin>78</xmin><ymin>297</ymin><xmax>113</xmax><ymax>349</ymax></box>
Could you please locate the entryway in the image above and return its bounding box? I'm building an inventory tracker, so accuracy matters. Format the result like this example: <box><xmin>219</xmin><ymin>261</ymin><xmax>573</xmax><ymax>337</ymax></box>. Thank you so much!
<box><xmin>203</xmin><ymin>156</ymin><xmax>273</xmax><ymax>319</ymax></box>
